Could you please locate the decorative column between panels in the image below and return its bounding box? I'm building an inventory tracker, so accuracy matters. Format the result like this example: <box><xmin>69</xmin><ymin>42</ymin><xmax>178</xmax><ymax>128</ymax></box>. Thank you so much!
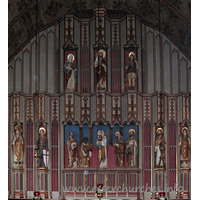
<box><xmin>37</xmin><ymin>168</ymin><xmax>49</xmax><ymax>199</ymax></box>
<box><xmin>13</xmin><ymin>168</ymin><xmax>24</xmax><ymax>199</ymax></box>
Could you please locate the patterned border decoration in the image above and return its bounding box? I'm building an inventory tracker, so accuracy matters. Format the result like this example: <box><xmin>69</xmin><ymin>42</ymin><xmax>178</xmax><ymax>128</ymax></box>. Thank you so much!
<box><xmin>81</xmin><ymin>96</ymin><xmax>91</xmax><ymax>125</ymax></box>
<box><xmin>26</xmin><ymin>98</ymin><xmax>34</xmax><ymax>121</ymax></box>
<box><xmin>182</xmin><ymin>95</ymin><xmax>190</xmax><ymax>123</ymax></box>
<box><xmin>38</xmin><ymin>94</ymin><xmax>45</xmax><ymax>123</ymax></box>
<box><xmin>65</xmin><ymin>17</ymin><xmax>74</xmax><ymax>43</ymax></box>
<box><xmin>111</xmin><ymin>22</ymin><xmax>120</xmax><ymax>47</ymax></box>
<box><xmin>12</xmin><ymin>94</ymin><xmax>20</xmax><ymax>123</ymax></box>
<box><xmin>52</xmin><ymin>98</ymin><xmax>59</xmax><ymax>120</ymax></box>
<box><xmin>157</xmin><ymin>93</ymin><xmax>165</xmax><ymax>123</ymax></box>
<box><xmin>143</xmin><ymin>97</ymin><xmax>151</xmax><ymax>121</ymax></box>
<box><xmin>127</xmin><ymin>93</ymin><xmax>137</xmax><ymax>123</ymax></box>
<box><xmin>112</xmin><ymin>96</ymin><xmax>121</xmax><ymax>125</ymax></box>
<box><xmin>126</xmin><ymin>15</ymin><xmax>136</xmax><ymax>44</ymax></box>
<box><xmin>96</xmin><ymin>92</ymin><xmax>106</xmax><ymax>123</ymax></box>
<box><xmin>94</xmin><ymin>8</ymin><xmax>107</xmax><ymax>44</ymax></box>
<box><xmin>168</xmin><ymin>97</ymin><xmax>176</xmax><ymax>121</ymax></box>
<box><xmin>65</xmin><ymin>93</ymin><xmax>75</xmax><ymax>122</ymax></box>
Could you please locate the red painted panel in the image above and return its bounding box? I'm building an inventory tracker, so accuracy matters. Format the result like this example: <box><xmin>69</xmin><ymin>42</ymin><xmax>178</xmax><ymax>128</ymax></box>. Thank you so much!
<box><xmin>107</xmin><ymin>145</ymin><xmax>117</xmax><ymax>168</ymax></box>
<box><xmin>16</xmin><ymin>173</ymin><xmax>19</xmax><ymax>190</ymax></box>
<box><xmin>184</xmin><ymin>173</ymin><xmax>187</xmax><ymax>190</ymax></box>
<box><xmin>91</xmin><ymin>146</ymin><xmax>98</xmax><ymax>168</ymax></box>
<box><xmin>41</xmin><ymin>173</ymin><xmax>44</xmax><ymax>191</ymax></box>
<box><xmin>52</xmin><ymin>170</ymin><xmax>58</xmax><ymax>191</ymax></box>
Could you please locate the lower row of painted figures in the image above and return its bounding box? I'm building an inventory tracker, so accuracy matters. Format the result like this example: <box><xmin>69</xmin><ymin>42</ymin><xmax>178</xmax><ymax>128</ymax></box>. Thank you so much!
<box><xmin>12</xmin><ymin>125</ymin><xmax>190</xmax><ymax>169</ymax></box>
<box><xmin>66</xmin><ymin>127</ymin><xmax>191</xmax><ymax>169</ymax></box>
<box><xmin>67</xmin><ymin>129</ymin><xmax>138</xmax><ymax>169</ymax></box>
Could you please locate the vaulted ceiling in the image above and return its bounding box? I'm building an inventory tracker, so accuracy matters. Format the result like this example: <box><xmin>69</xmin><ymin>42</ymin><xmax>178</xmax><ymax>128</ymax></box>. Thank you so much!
<box><xmin>8</xmin><ymin>0</ymin><xmax>191</xmax><ymax>62</ymax></box>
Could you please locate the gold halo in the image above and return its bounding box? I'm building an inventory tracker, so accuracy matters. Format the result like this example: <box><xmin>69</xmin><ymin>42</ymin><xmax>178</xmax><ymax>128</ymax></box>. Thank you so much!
<box><xmin>129</xmin><ymin>52</ymin><xmax>135</xmax><ymax>58</ymax></box>
<box><xmin>98</xmin><ymin>130</ymin><xmax>104</xmax><ymax>135</ymax></box>
<box><xmin>98</xmin><ymin>49</ymin><xmax>106</xmax><ymax>58</ymax></box>
<box><xmin>15</xmin><ymin>125</ymin><xmax>22</xmax><ymax>133</ymax></box>
<box><xmin>156</xmin><ymin>127</ymin><xmax>163</xmax><ymax>134</ymax></box>
<box><xmin>182</xmin><ymin>127</ymin><xmax>189</xmax><ymax>134</ymax></box>
<box><xmin>39</xmin><ymin>127</ymin><xmax>46</xmax><ymax>134</ymax></box>
<box><xmin>129</xmin><ymin>129</ymin><xmax>135</xmax><ymax>135</ymax></box>
<box><xmin>67</xmin><ymin>54</ymin><xmax>75</xmax><ymax>61</ymax></box>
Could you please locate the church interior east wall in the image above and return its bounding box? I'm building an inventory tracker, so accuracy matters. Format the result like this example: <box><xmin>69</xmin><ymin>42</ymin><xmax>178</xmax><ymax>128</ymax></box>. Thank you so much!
<box><xmin>8</xmin><ymin>9</ymin><xmax>191</xmax><ymax>200</ymax></box>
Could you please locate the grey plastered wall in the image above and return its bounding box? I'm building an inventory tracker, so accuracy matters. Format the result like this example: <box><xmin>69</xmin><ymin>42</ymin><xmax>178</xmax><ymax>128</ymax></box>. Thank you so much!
<box><xmin>146</xmin><ymin>27</ymin><xmax>154</xmax><ymax>94</ymax></box>
<box><xmin>39</xmin><ymin>30</ymin><xmax>47</xmax><ymax>92</ymax></box>
<box><xmin>47</xmin><ymin>27</ymin><xmax>55</xmax><ymax>94</ymax></box>
<box><xmin>15</xmin><ymin>52</ymin><xmax>23</xmax><ymax>92</ymax></box>
<box><xmin>23</xmin><ymin>43</ymin><xmax>31</xmax><ymax>94</ymax></box>
<box><xmin>31</xmin><ymin>38</ymin><xmax>37</xmax><ymax>94</ymax></box>
<box><xmin>8</xmin><ymin>59</ymin><xmax>14</xmax><ymax>94</ymax></box>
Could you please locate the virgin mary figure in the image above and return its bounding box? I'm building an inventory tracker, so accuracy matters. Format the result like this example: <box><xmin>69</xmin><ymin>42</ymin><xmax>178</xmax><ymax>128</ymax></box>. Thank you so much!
<box><xmin>96</xmin><ymin>130</ymin><xmax>107</xmax><ymax>168</ymax></box>
<box><xmin>64</xmin><ymin>54</ymin><xmax>77</xmax><ymax>90</ymax></box>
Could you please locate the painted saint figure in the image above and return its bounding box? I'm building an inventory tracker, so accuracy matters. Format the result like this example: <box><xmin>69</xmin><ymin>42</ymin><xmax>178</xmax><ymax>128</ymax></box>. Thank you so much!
<box><xmin>94</xmin><ymin>49</ymin><xmax>107</xmax><ymax>90</ymax></box>
<box><xmin>66</xmin><ymin>131</ymin><xmax>78</xmax><ymax>168</ymax></box>
<box><xmin>113</xmin><ymin>131</ymin><xmax>124</xmax><ymax>168</ymax></box>
<box><xmin>36</xmin><ymin>127</ymin><xmax>48</xmax><ymax>168</ymax></box>
<box><xmin>12</xmin><ymin>125</ymin><xmax>24</xmax><ymax>168</ymax></box>
<box><xmin>64</xmin><ymin>54</ymin><xmax>77</xmax><ymax>90</ymax></box>
<box><xmin>179</xmin><ymin>127</ymin><xmax>191</xmax><ymax>168</ymax></box>
<box><xmin>125</xmin><ymin>52</ymin><xmax>138</xmax><ymax>90</ymax></box>
<box><xmin>79</xmin><ymin>137</ymin><xmax>93</xmax><ymax>168</ymax></box>
<box><xmin>154</xmin><ymin>128</ymin><xmax>166</xmax><ymax>169</ymax></box>
<box><xmin>125</xmin><ymin>129</ymin><xmax>138</xmax><ymax>168</ymax></box>
<box><xmin>96</xmin><ymin>130</ymin><xmax>107</xmax><ymax>168</ymax></box>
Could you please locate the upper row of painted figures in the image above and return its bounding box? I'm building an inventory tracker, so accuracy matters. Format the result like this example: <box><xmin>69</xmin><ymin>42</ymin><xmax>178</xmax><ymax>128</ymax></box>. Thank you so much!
<box><xmin>12</xmin><ymin>125</ymin><xmax>190</xmax><ymax>169</ymax></box>
<box><xmin>64</xmin><ymin>50</ymin><xmax>138</xmax><ymax>91</ymax></box>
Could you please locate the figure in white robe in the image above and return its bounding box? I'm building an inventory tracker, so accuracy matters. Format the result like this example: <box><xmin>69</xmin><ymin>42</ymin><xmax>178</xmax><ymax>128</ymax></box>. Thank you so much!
<box><xmin>96</xmin><ymin>130</ymin><xmax>108</xmax><ymax>168</ymax></box>
<box><xmin>64</xmin><ymin>54</ymin><xmax>77</xmax><ymax>91</ymax></box>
